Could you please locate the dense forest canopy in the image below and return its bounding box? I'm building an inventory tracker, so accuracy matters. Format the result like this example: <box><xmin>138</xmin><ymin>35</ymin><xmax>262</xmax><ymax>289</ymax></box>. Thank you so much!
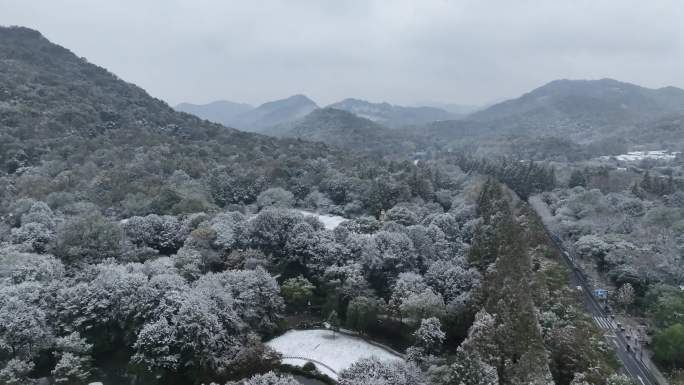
<box><xmin>0</xmin><ymin>25</ymin><xmax>682</xmax><ymax>385</ymax></box>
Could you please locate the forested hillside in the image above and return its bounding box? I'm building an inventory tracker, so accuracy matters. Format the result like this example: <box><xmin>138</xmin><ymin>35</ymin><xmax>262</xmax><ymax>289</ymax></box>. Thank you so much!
<box><xmin>413</xmin><ymin>80</ymin><xmax>684</xmax><ymax>161</ymax></box>
<box><xmin>531</xmin><ymin>155</ymin><xmax>684</xmax><ymax>378</ymax></box>
<box><xmin>0</xmin><ymin>25</ymin><xmax>661</xmax><ymax>385</ymax></box>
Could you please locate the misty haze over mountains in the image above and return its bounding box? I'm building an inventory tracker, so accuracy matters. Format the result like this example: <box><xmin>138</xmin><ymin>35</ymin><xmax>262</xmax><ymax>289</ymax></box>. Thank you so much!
<box><xmin>175</xmin><ymin>96</ymin><xmax>472</xmax><ymax>130</ymax></box>
<box><xmin>174</xmin><ymin>78</ymin><xmax>684</xmax><ymax>156</ymax></box>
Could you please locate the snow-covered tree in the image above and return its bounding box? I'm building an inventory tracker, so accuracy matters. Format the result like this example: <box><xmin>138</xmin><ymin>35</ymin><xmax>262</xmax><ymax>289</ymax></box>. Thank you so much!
<box><xmin>616</xmin><ymin>283</ymin><xmax>635</xmax><ymax>308</ymax></box>
<box><xmin>0</xmin><ymin>251</ymin><xmax>64</xmax><ymax>284</ymax></box>
<box><xmin>346</xmin><ymin>296</ymin><xmax>380</xmax><ymax>334</ymax></box>
<box><xmin>341</xmin><ymin>216</ymin><xmax>382</xmax><ymax>234</ymax></box>
<box><xmin>53</xmin><ymin>211</ymin><xmax>123</xmax><ymax>262</ymax></box>
<box><xmin>461</xmin><ymin>310</ymin><xmax>498</xmax><ymax>365</ymax></box>
<box><xmin>389</xmin><ymin>272</ymin><xmax>428</xmax><ymax>318</ymax></box>
<box><xmin>414</xmin><ymin>317</ymin><xmax>445</xmax><ymax>353</ymax></box>
<box><xmin>131</xmin><ymin>317</ymin><xmax>180</xmax><ymax>372</ymax></box>
<box><xmin>327</xmin><ymin>310</ymin><xmax>340</xmax><ymax>337</ymax></box>
<box><xmin>569</xmin><ymin>372</ymin><xmax>591</xmax><ymax>385</ymax></box>
<box><xmin>209</xmin><ymin>211</ymin><xmax>247</xmax><ymax>251</ymax></box>
<box><xmin>423</xmin><ymin>213</ymin><xmax>461</xmax><ymax>242</ymax></box>
<box><xmin>338</xmin><ymin>357</ymin><xmax>426</xmax><ymax>385</ymax></box>
<box><xmin>386</xmin><ymin>206</ymin><xmax>419</xmax><ymax>226</ymax></box>
<box><xmin>406</xmin><ymin>225</ymin><xmax>436</xmax><ymax>264</ymax></box>
<box><xmin>249</xmin><ymin>208</ymin><xmax>304</xmax><ymax>255</ymax></box>
<box><xmin>283</xmin><ymin>222</ymin><xmax>319</xmax><ymax>264</ymax></box>
<box><xmin>280</xmin><ymin>275</ymin><xmax>315</xmax><ymax>309</ymax></box>
<box><xmin>51</xmin><ymin>352</ymin><xmax>91</xmax><ymax>385</ymax></box>
<box><xmin>0</xmin><ymin>358</ymin><xmax>35</xmax><ymax>385</ymax></box>
<box><xmin>53</xmin><ymin>261</ymin><xmax>154</xmax><ymax>333</ymax></box>
<box><xmin>322</xmin><ymin>263</ymin><xmax>373</xmax><ymax>309</ymax></box>
<box><xmin>425</xmin><ymin>259</ymin><xmax>482</xmax><ymax>308</ymax></box>
<box><xmin>400</xmin><ymin>288</ymin><xmax>446</xmax><ymax>322</ymax></box>
<box><xmin>172</xmin><ymin>246</ymin><xmax>205</xmax><ymax>280</ymax></box>
<box><xmin>124</xmin><ymin>214</ymin><xmax>186</xmax><ymax>254</ymax></box>
<box><xmin>19</xmin><ymin>201</ymin><xmax>55</xmax><ymax>229</ymax></box>
<box><xmin>10</xmin><ymin>222</ymin><xmax>54</xmax><ymax>253</ymax></box>
<box><xmin>239</xmin><ymin>371</ymin><xmax>300</xmax><ymax>385</ymax></box>
<box><xmin>54</xmin><ymin>332</ymin><xmax>92</xmax><ymax>355</ymax></box>
<box><xmin>172</xmin><ymin>294</ymin><xmax>233</xmax><ymax>372</ymax></box>
<box><xmin>606</xmin><ymin>374</ymin><xmax>637</xmax><ymax>385</ymax></box>
<box><xmin>0</xmin><ymin>298</ymin><xmax>53</xmax><ymax>359</ymax></box>
<box><xmin>302</xmin><ymin>190</ymin><xmax>333</xmax><ymax>211</ymax></box>
<box><xmin>257</xmin><ymin>187</ymin><xmax>295</xmax><ymax>209</ymax></box>
<box><xmin>362</xmin><ymin>231</ymin><xmax>418</xmax><ymax>290</ymax></box>
<box><xmin>199</xmin><ymin>268</ymin><xmax>284</xmax><ymax>333</ymax></box>
<box><xmin>182</xmin><ymin>226</ymin><xmax>222</xmax><ymax>269</ymax></box>
<box><xmin>574</xmin><ymin>235</ymin><xmax>611</xmax><ymax>260</ymax></box>
<box><xmin>428</xmin><ymin>348</ymin><xmax>499</xmax><ymax>385</ymax></box>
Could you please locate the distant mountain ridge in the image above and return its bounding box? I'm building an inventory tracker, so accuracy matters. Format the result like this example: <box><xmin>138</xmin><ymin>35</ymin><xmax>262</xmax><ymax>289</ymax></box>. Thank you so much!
<box><xmin>175</xmin><ymin>95</ymin><xmax>318</xmax><ymax>131</ymax></box>
<box><xmin>234</xmin><ymin>94</ymin><xmax>318</xmax><ymax>131</ymax></box>
<box><xmin>177</xmin><ymin>96</ymin><xmax>462</xmax><ymax>131</ymax></box>
<box><xmin>417</xmin><ymin>78</ymin><xmax>684</xmax><ymax>158</ymax></box>
<box><xmin>327</xmin><ymin>98</ymin><xmax>456</xmax><ymax>127</ymax></box>
<box><xmin>470</xmin><ymin>78</ymin><xmax>684</xmax><ymax>128</ymax></box>
<box><xmin>265</xmin><ymin>107</ymin><xmax>422</xmax><ymax>154</ymax></box>
<box><xmin>174</xmin><ymin>78</ymin><xmax>684</xmax><ymax>153</ymax></box>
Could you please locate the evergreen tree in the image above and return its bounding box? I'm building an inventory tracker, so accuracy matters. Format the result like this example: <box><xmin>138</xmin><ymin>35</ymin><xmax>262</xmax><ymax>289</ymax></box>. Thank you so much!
<box><xmin>568</xmin><ymin>169</ymin><xmax>587</xmax><ymax>188</ymax></box>
<box><xmin>327</xmin><ymin>310</ymin><xmax>340</xmax><ymax>338</ymax></box>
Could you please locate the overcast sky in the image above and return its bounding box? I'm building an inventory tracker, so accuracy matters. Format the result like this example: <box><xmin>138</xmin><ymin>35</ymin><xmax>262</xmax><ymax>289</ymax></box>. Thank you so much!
<box><xmin>1</xmin><ymin>0</ymin><xmax>683</xmax><ymax>107</ymax></box>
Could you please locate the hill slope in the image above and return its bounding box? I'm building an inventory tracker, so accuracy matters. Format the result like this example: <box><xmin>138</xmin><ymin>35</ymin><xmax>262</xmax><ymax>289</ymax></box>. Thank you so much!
<box><xmin>266</xmin><ymin>108</ymin><xmax>421</xmax><ymax>154</ymax></box>
<box><xmin>233</xmin><ymin>94</ymin><xmax>318</xmax><ymax>131</ymax></box>
<box><xmin>328</xmin><ymin>98</ymin><xmax>455</xmax><ymax>127</ymax></box>
<box><xmin>470</xmin><ymin>78</ymin><xmax>684</xmax><ymax>132</ymax></box>
<box><xmin>0</xmin><ymin>27</ymin><xmax>222</xmax><ymax>140</ymax></box>
<box><xmin>413</xmin><ymin>79</ymin><xmax>684</xmax><ymax>159</ymax></box>
<box><xmin>0</xmin><ymin>26</ymin><xmax>336</xmax><ymax>214</ymax></box>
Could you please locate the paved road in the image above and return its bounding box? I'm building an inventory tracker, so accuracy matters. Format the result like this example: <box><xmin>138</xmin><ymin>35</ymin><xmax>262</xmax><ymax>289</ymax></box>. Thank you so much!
<box><xmin>544</xmin><ymin>229</ymin><xmax>660</xmax><ymax>385</ymax></box>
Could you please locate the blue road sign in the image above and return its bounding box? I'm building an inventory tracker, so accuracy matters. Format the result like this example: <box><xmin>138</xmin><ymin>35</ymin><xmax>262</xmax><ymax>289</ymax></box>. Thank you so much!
<box><xmin>593</xmin><ymin>289</ymin><xmax>608</xmax><ymax>299</ymax></box>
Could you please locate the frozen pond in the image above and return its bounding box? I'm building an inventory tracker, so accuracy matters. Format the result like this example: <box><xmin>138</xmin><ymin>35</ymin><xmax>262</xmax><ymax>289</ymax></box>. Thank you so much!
<box><xmin>266</xmin><ymin>329</ymin><xmax>402</xmax><ymax>379</ymax></box>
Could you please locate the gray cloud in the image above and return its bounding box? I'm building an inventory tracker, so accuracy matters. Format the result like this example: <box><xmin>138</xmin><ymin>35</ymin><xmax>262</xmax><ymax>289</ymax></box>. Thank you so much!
<box><xmin>1</xmin><ymin>0</ymin><xmax>683</xmax><ymax>106</ymax></box>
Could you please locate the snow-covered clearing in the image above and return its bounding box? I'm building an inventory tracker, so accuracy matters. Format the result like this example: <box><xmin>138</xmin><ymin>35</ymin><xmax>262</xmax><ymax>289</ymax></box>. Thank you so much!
<box><xmin>600</xmin><ymin>150</ymin><xmax>680</xmax><ymax>162</ymax></box>
<box><xmin>266</xmin><ymin>329</ymin><xmax>402</xmax><ymax>379</ymax></box>
<box><xmin>296</xmin><ymin>210</ymin><xmax>347</xmax><ymax>230</ymax></box>
<box><xmin>246</xmin><ymin>209</ymin><xmax>346</xmax><ymax>230</ymax></box>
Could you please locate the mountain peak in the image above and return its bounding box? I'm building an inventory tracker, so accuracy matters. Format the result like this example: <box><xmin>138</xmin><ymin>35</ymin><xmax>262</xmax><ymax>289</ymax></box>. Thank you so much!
<box><xmin>229</xmin><ymin>95</ymin><xmax>318</xmax><ymax>131</ymax></box>
<box><xmin>257</xmin><ymin>94</ymin><xmax>317</xmax><ymax>109</ymax></box>
<box><xmin>530</xmin><ymin>78</ymin><xmax>642</xmax><ymax>97</ymax></box>
<box><xmin>0</xmin><ymin>25</ymin><xmax>44</xmax><ymax>40</ymax></box>
<box><xmin>285</xmin><ymin>94</ymin><xmax>316</xmax><ymax>103</ymax></box>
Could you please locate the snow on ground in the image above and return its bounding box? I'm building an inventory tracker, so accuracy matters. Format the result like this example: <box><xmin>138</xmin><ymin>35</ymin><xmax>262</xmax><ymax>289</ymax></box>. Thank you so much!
<box><xmin>296</xmin><ymin>210</ymin><xmax>347</xmax><ymax>230</ymax></box>
<box><xmin>600</xmin><ymin>150</ymin><xmax>680</xmax><ymax>162</ymax></box>
<box><xmin>246</xmin><ymin>210</ymin><xmax>346</xmax><ymax>230</ymax></box>
<box><xmin>266</xmin><ymin>329</ymin><xmax>402</xmax><ymax>379</ymax></box>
